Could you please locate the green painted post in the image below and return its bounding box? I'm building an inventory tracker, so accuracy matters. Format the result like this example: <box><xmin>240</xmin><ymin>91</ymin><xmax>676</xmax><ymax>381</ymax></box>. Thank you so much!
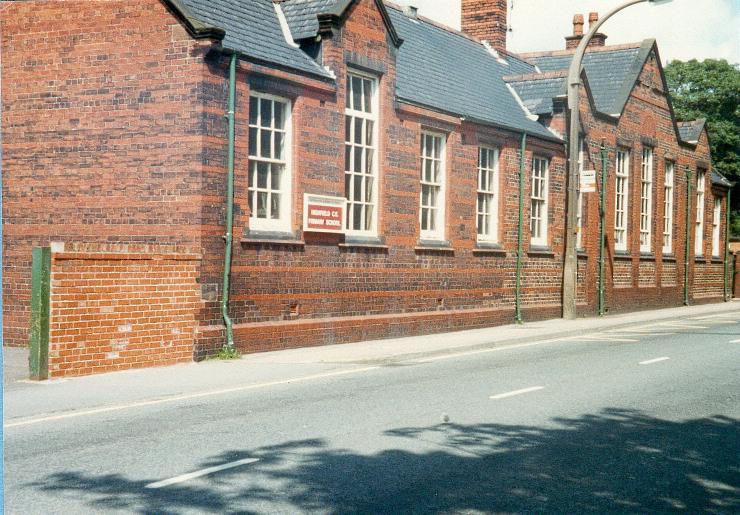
<box><xmin>29</xmin><ymin>246</ymin><xmax>51</xmax><ymax>380</ymax></box>
<box><xmin>684</xmin><ymin>167</ymin><xmax>692</xmax><ymax>306</ymax></box>
<box><xmin>598</xmin><ymin>142</ymin><xmax>607</xmax><ymax>316</ymax></box>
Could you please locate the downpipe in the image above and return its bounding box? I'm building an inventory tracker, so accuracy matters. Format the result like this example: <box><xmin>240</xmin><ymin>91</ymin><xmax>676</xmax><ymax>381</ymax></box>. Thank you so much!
<box><xmin>221</xmin><ymin>52</ymin><xmax>237</xmax><ymax>349</ymax></box>
<box><xmin>684</xmin><ymin>167</ymin><xmax>692</xmax><ymax>306</ymax></box>
<box><xmin>515</xmin><ymin>132</ymin><xmax>527</xmax><ymax>324</ymax></box>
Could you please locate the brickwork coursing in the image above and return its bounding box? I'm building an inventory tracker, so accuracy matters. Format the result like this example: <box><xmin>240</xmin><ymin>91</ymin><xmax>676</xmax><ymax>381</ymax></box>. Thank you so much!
<box><xmin>47</xmin><ymin>243</ymin><xmax>200</xmax><ymax>377</ymax></box>
<box><xmin>1</xmin><ymin>0</ymin><xmax>730</xmax><ymax>369</ymax></box>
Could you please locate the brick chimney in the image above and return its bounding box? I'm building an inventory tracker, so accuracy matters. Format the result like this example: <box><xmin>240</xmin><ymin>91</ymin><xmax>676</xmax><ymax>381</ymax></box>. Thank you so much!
<box><xmin>461</xmin><ymin>0</ymin><xmax>508</xmax><ymax>51</ymax></box>
<box><xmin>564</xmin><ymin>12</ymin><xmax>607</xmax><ymax>49</ymax></box>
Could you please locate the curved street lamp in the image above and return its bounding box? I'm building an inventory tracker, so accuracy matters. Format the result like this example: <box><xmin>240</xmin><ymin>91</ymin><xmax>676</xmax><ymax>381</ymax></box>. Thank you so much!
<box><xmin>562</xmin><ymin>0</ymin><xmax>674</xmax><ymax>320</ymax></box>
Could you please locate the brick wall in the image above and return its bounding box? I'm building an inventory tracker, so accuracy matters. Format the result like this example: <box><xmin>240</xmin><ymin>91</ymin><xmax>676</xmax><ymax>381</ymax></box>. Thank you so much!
<box><xmin>47</xmin><ymin>243</ymin><xmax>200</xmax><ymax>378</ymax></box>
<box><xmin>1</xmin><ymin>0</ymin><xmax>217</xmax><ymax>347</ymax></box>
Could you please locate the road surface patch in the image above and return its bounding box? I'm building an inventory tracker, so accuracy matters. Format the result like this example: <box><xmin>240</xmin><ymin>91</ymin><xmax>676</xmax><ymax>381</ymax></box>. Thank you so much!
<box><xmin>145</xmin><ymin>458</ymin><xmax>260</xmax><ymax>489</ymax></box>
<box><xmin>490</xmin><ymin>386</ymin><xmax>544</xmax><ymax>400</ymax></box>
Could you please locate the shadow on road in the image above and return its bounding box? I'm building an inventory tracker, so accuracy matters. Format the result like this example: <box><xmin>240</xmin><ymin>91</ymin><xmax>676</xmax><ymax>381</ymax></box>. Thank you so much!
<box><xmin>31</xmin><ymin>408</ymin><xmax>739</xmax><ymax>513</ymax></box>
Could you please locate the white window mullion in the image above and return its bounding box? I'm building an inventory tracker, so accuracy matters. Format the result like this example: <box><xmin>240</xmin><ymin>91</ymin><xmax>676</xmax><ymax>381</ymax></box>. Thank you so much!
<box><xmin>663</xmin><ymin>161</ymin><xmax>674</xmax><ymax>254</ymax></box>
<box><xmin>640</xmin><ymin>147</ymin><xmax>653</xmax><ymax>252</ymax></box>
<box><xmin>476</xmin><ymin>146</ymin><xmax>499</xmax><ymax>243</ymax></box>
<box><xmin>614</xmin><ymin>149</ymin><xmax>630</xmax><ymax>251</ymax></box>
<box><xmin>695</xmin><ymin>170</ymin><xmax>705</xmax><ymax>256</ymax></box>
<box><xmin>530</xmin><ymin>156</ymin><xmax>549</xmax><ymax>246</ymax></box>
<box><xmin>712</xmin><ymin>197</ymin><xmax>721</xmax><ymax>257</ymax></box>
<box><xmin>248</xmin><ymin>93</ymin><xmax>291</xmax><ymax>232</ymax></box>
<box><xmin>420</xmin><ymin>131</ymin><xmax>445</xmax><ymax>241</ymax></box>
<box><xmin>345</xmin><ymin>70</ymin><xmax>378</xmax><ymax>235</ymax></box>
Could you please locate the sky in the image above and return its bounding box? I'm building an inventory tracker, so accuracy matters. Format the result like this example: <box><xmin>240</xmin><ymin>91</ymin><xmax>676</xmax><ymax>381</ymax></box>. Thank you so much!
<box><xmin>399</xmin><ymin>0</ymin><xmax>739</xmax><ymax>65</ymax></box>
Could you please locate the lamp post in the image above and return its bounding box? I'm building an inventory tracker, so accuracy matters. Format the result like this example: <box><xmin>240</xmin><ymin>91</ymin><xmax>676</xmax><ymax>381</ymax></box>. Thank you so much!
<box><xmin>563</xmin><ymin>0</ymin><xmax>673</xmax><ymax>319</ymax></box>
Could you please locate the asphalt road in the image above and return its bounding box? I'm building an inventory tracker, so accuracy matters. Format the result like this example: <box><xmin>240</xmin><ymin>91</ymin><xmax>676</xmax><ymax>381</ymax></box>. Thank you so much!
<box><xmin>5</xmin><ymin>311</ymin><xmax>740</xmax><ymax>514</ymax></box>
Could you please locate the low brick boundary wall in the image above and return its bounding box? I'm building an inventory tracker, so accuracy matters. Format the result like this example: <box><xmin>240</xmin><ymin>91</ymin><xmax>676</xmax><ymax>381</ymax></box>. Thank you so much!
<box><xmin>46</xmin><ymin>243</ymin><xmax>201</xmax><ymax>378</ymax></box>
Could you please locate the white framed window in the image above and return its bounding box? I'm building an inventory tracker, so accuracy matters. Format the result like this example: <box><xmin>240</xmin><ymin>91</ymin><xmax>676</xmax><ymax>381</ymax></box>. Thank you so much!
<box><xmin>695</xmin><ymin>170</ymin><xmax>705</xmax><ymax>256</ymax></box>
<box><xmin>420</xmin><ymin>131</ymin><xmax>446</xmax><ymax>240</ymax></box>
<box><xmin>248</xmin><ymin>93</ymin><xmax>291</xmax><ymax>232</ymax></box>
<box><xmin>530</xmin><ymin>156</ymin><xmax>549</xmax><ymax>246</ymax></box>
<box><xmin>614</xmin><ymin>149</ymin><xmax>630</xmax><ymax>251</ymax></box>
<box><xmin>663</xmin><ymin>161</ymin><xmax>674</xmax><ymax>254</ymax></box>
<box><xmin>640</xmin><ymin>147</ymin><xmax>653</xmax><ymax>252</ymax></box>
<box><xmin>576</xmin><ymin>139</ymin><xmax>585</xmax><ymax>249</ymax></box>
<box><xmin>712</xmin><ymin>197</ymin><xmax>721</xmax><ymax>257</ymax></box>
<box><xmin>476</xmin><ymin>146</ymin><xmax>499</xmax><ymax>242</ymax></box>
<box><xmin>344</xmin><ymin>70</ymin><xmax>379</xmax><ymax>235</ymax></box>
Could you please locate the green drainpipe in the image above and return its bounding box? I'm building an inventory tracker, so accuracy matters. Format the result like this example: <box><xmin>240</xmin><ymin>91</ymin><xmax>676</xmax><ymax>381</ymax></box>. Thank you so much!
<box><xmin>221</xmin><ymin>52</ymin><xmax>237</xmax><ymax>349</ymax></box>
<box><xmin>684</xmin><ymin>167</ymin><xmax>692</xmax><ymax>306</ymax></box>
<box><xmin>598</xmin><ymin>141</ymin><xmax>607</xmax><ymax>316</ymax></box>
<box><xmin>515</xmin><ymin>132</ymin><xmax>527</xmax><ymax>324</ymax></box>
<box><xmin>724</xmin><ymin>188</ymin><xmax>732</xmax><ymax>301</ymax></box>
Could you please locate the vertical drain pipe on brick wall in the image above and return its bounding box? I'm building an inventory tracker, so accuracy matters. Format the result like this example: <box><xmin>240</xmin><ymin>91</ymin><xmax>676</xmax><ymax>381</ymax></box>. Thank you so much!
<box><xmin>684</xmin><ymin>166</ymin><xmax>692</xmax><ymax>306</ymax></box>
<box><xmin>515</xmin><ymin>132</ymin><xmax>527</xmax><ymax>324</ymax></box>
<box><xmin>221</xmin><ymin>52</ymin><xmax>237</xmax><ymax>350</ymax></box>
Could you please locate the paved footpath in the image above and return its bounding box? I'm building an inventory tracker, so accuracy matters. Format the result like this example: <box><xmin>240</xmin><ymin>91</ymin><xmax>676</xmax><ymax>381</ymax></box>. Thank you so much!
<box><xmin>4</xmin><ymin>301</ymin><xmax>739</xmax><ymax>424</ymax></box>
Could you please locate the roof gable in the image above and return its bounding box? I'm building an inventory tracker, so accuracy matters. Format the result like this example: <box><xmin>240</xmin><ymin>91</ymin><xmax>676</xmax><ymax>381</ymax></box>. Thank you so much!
<box><xmin>281</xmin><ymin>0</ymin><xmax>402</xmax><ymax>47</ymax></box>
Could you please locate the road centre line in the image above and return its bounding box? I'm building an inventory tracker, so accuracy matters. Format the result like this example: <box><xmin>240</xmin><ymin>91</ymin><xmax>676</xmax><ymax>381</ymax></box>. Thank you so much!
<box><xmin>145</xmin><ymin>458</ymin><xmax>260</xmax><ymax>489</ymax></box>
<box><xmin>4</xmin><ymin>366</ymin><xmax>380</xmax><ymax>429</ymax></box>
<box><xmin>490</xmin><ymin>386</ymin><xmax>545</xmax><ymax>400</ymax></box>
<box><xmin>639</xmin><ymin>357</ymin><xmax>670</xmax><ymax>365</ymax></box>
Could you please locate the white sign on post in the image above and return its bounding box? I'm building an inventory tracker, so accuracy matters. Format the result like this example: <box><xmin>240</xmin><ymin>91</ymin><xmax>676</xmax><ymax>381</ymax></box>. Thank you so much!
<box><xmin>580</xmin><ymin>170</ymin><xmax>596</xmax><ymax>193</ymax></box>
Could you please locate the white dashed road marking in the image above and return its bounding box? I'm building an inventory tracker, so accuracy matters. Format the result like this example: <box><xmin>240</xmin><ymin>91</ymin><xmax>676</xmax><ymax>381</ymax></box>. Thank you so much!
<box><xmin>145</xmin><ymin>458</ymin><xmax>260</xmax><ymax>489</ymax></box>
<box><xmin>639</xmin><ymin>357</ymin><xmax>671</xmax><ymax>365</ymax></box>
<box><xmin>490</xmin><ymin>386</ymin><xmax>545</xmax><ymax>400</ymax></box>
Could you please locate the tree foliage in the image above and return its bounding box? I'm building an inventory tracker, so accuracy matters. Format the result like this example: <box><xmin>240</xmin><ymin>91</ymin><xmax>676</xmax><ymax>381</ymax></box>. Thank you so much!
<box><xmin>665</xmin><ymin>59</ymin><xmax>740</xmax><ymax>233</ymax></box>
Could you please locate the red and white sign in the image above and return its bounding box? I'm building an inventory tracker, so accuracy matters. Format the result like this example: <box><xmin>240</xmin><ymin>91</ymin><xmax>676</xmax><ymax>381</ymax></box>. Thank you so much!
<box><xmin>303</xmin><ymin>194</ymin><xmax>346</xmax><ymax>233</ymax></box>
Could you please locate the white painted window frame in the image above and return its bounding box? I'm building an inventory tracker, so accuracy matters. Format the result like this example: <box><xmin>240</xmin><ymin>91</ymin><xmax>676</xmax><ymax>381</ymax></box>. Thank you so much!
<box><xmin>662</xmin><ymin>161</ymin><xmax>674</xmax><ymax>254</ymax></box>
<box><xmin>614</xmin><ymin>149</ymin><xmax>630</xmax><ymax>252</ymax></box>
<box><xmin>640</xmin><ymin>147</ymin><xmax>653</xmax><ymax>252</ymax></box>
<box><xmin>248</xmin><ymin>92</ymin><xmax>292</xmax><ymax>233</ymax></box>
<box><xmin>530</xmin><ymin>156</ymin><xmax>549</xmax><ymax>247</ymax></box>
<box><xmin>344</xmin><ymin>69</ymin><xmax>379</xmax><ymax>236</ymax></box>
<box><xmin>576</xmin><ymin>140</ymin><xmax>585</xmax><ymax>249</ymax></box>
<box><xmin>476</xmin><ymin>145</ymin><xmax>499</xmax><ymax>243</ymax></box>
<box><xmin>695</xmin><ymin>170</ymin><xmax>706</xmax><ymax>256</ymax></box>
<box><xmin>712</xmin><ymin>196</ymin><xmax>721</xmax><ymax>257</ymax></box>
<box><xmin>419</xmin><ymin>130</ymin><xmax>446</xmax><ymax>241</ymax></box>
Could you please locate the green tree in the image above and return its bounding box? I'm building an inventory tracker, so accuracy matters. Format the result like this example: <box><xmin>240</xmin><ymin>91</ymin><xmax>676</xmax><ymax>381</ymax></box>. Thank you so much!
<box><xmin>665</xmin><ymin>59</ymin><xmax>740</xmax><ymax>234</ymax></box>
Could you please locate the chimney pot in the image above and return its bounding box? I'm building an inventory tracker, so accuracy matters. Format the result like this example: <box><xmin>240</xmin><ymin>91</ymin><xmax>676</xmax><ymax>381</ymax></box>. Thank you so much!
<box><xmin>403</xmin><ymin>5</ymin><xmax>418</xmax><ymax>19</ymax></box>
<box><xmin>573</xmin><ymin>14</ymin><xmax>584</xmax><ymax>36</ymax></box>
<box><xmin>588</xmin><ymin>12</ymin><xmax>599</xmax><ymax>29</ymax></box>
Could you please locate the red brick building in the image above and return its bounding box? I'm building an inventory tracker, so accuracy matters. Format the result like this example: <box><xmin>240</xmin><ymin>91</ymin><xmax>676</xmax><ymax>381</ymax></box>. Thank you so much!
<box><xmin>1</xmin><ymin>0</ymin><xmax>732</xmax><ymax>376</ymax></box>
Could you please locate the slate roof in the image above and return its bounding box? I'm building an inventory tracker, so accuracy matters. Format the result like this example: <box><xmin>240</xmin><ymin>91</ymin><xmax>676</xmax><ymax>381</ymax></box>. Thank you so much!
<box><xmin>712</xmin><ymin>170</ymin><xmax>732</xmax><ymax>188</ymax></box>
<box><xmin>678</xmin><ymin>119</ymin><xmax>706</xmax><ymax>144</ymax></box>
<box><xmin>505</xmin><ymin>73</ymin><xmax>567</xmax><ymax>116</ymax></box>
<box><xmin>524</xmin><ymin>43</ymin><xmax>651</xmax><ymax>116</ymax></box>
<box><xmin>281</xmin><ymin>0</ymin><xmax>337</xmax><ymax>40</ymax></box>
<box><xmin>177</xmin><ymin>0</ymin><xmax>331</xmax><ymax>78</ymax></box>
<box><xmin>386</xmin><ymin>6</ymin><xmax>557</xmax><ymax>140</ymax></box>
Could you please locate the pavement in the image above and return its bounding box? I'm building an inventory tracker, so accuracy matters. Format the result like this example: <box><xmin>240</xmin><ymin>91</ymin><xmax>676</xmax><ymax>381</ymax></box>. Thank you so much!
<box><xmin>4</xmin><ymin>300</ymin><xmax>739</xmax><ymax>513</ymax></box>
<box><xmin>3</xmin><ymin>300</ymin><xmax>739</xmax><ymax>423</ymax></box>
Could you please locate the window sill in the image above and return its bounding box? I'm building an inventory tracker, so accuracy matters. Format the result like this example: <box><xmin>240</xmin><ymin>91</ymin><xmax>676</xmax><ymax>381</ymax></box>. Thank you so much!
<box><xmin>415</xmin><ymin>240</ymin><xmax>454</xmax><ymax>253</ymax></box>
<box><xmin>694</xmin><ymin>256</ymin><xmax>707</xmax><ymax>263</ymax></box>
<box><xmin>711</xmin><ymin>257</ymin><xmax>724</xmax><ymax>264</ymax></box>
<box><xmin>614</xmin><ymin>251</ymin><xmax>632</xmax><ymax>260</ymax></box>
<box><xmin>473</xmin><ymin>243</ymin><xmax>506</xmax><ymax>256</ymax></box>
<box><xmin>662</xmin><ymin>254</ymin><xmax>677</xmax><ymax>262</ymax></box>
<box><xmin>577</xmin><ymin>250</ymin><xmax>588</xmax><ymax>259</ymax></box>
<box><xmin>241</xmin><ymin>230</ymin><xmax>305</xmax><ymax>247</ymax></box>
<box><xmin>339</xmin><ymin>236</ymin><xmax>389</xmax><ymax>251</ymax></box>
<box><xmin>527</xmin><ymin>246</ymin><xmax>555</xmax><ymax>258</ymax></box>
<box><xmin>639</xmin><ymin>253</ymin><xmax>656</xmax><ymax>262</ymax></box>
